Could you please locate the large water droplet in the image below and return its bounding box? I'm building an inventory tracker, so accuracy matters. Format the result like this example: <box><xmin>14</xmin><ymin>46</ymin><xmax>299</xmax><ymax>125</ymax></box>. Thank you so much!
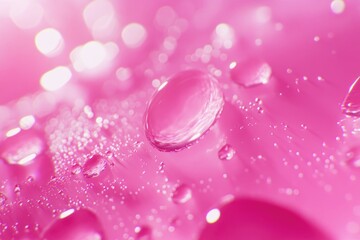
<box><xmin>172</xmin><ymin>184</ymin><xmax>192</xmax><ymax>204</ymax></box>
<box><xmin>41</xmin><ymin>209</ymin><xmax>105</xmax><ymax>240</ymax></box>
<box><xmin>342</xmin><ymin>77</ymin><xmax>360</xmax><ymax>116</ymax></box>
<box><xmin>145</xmin><ymin>70</ymin><xmax>224</xmax><ymax>151</ymax></box>
<box><xmin>199</xmin><ymin>198</ymin><xmax>332</xmax><ymax>240</ymax></box>
<box><xmin>218</xmin><ymin>144</ymin><xmax>236</xmax><ymax>161</ymax></box>
<box><xmin>83</xmin><ymin>155</ymin><xmax>107</xmax><ymax>178</ymax></box>
<box><xmin>229</xmin><ymin>59</ymin><xmax>271</xmax><ymax>87</ymax></box>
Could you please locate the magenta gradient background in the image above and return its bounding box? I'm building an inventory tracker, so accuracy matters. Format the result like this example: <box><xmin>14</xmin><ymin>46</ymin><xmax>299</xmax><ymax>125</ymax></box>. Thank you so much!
<box><xmin>1</xmin><ymin>0</ymin><xmax>360</xmax><ymax>239</ymax></box>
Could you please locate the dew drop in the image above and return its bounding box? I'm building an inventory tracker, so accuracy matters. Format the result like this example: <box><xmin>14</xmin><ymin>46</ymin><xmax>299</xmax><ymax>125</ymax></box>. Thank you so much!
<box><xmin>41</xmin><ymin>209</ymin><xmax>105</xmax><ymax>240</ymax></box>
<box><xmin>14</xmin><ymin>184</ymin><xmax>21</xmax><ymax>195</ymax></box>
<box><xmin>83</xmin><ymin>155</ymin><xmax>107</xmax><ymax>178</ymax></box>
<box><xmin>218</xmin><ymin>144</ymin><xmax>236</xmax><ymax>161</ymax></box>
<box><xmin>342</xmin><ymin>77</ymin><xmax>360</xmax><ymax>116</ymax></box>
<box><xmin>172</xmin><ymin>184</ymin><xmax>192</xmax><ymax>204</ymax></box>
<box><xmin>71</xmin><ymin>164</ymin><xmax>82</xmax><ymax>175</ymax></box>
<box><xmin>229</xmin><ymin>59</ymin><xmax>272</xmax><ymax>87</ymax></box>
<box><xmin>145</xmin><ymin>70</ymin><xmax>224</xmax><ymax>151</ymax></box>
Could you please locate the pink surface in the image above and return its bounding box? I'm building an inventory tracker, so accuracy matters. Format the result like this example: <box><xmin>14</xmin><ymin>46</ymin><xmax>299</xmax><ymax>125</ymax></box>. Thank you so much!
<box><xmin>0</xmin><ymin>0</ymin><xmax>359</xmax><ymax>239</ymax></box>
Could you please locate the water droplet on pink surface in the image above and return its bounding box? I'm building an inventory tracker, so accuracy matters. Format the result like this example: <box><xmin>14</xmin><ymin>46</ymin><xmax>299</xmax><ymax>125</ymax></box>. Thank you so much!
<box><xmin>135</xmin><ymin>225</ymin><xmax>152</xmax><ymax>240</ymax></box>
<box><xmin>83</xmin><ymin>155</ymin><xmax>107</xmax><ymax>178</ymax></box>
<box><xmin>229</xmin><ymin>59</ymin><xmax>272</xmax><ymax>87</ymax></box>
<box><xmin>41</xmin><ymin>209</ymin><xmax>105</xmax><ymax>240</ymax></box>
<box><xmin>199</xmin><ymin>198</ymin><xmax>332</xmax><ymax>240</ymax></box>
<box><xmin>172</xmin><ymin>184</ymin><xmax>192</xmax><ymax>204</ymax></box>
<box><xmin>71</xmin><ymin>164</ymin><xmax>82</xmax><ymax>175</ymax></box>
<box><xmin>145</xmin><ymin>70</ymin><xmax>224</xmax><ymax>151</ymax></box>
<box><xmin>218</xmin><ymin>144</ymin><xmax>236</xmax><ymax>161</ymax></box>
<box><xmin>342</xmin><ymin>77</ymin><xmax>360</xmax><ymax>116</ymax></box>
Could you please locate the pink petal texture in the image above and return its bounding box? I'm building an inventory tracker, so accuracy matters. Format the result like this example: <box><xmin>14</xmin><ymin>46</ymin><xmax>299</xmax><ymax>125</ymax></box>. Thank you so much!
<box><xmin>0</xmin><ymin>0</ymin><xmax>360</xmax><ymax>239</ymax></box>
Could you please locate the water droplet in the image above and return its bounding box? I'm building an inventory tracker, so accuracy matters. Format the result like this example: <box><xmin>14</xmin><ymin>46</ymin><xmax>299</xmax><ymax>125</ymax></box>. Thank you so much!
<box><xmin>145</xmin><ymin>70</ymin><xmax>224</xmax><ymax>151</ymax></box>
<box><xmin>229</xmin><ymin>59</ymin><xmax>272</xmax><ymax>87</ymax></box>
<box><xmin>218</xmin><ymin>144</ymin><xmax>236</xmax><ymax>161</ymax></box>
<box><xmin>199</xmin><ymin>198</ymin><xmax>332</xmax><ymax>240</ymax></box>
<box><xmin>172</xmin><ymin>184</ymin><xmax>192</xmax><ymax>204</ymax></box>
<box><xmin>71</xmin><ymin>164</ymin><xmax>82</xmax><ymax>175</ymax></box>
<box><xmin>342</xmin><ymin>77</ymin><xmax>360</xmax><ymax>116</ymax></box>
<box><xmin>134</xmin><ymin>225</ymin><xmax>152</xmax><ymax>240</ymax></box>
<box><xmin>83</xmin><ymin>155</ymin><xmax>107</xmax><ymax>178</ymax></box>
<box><xmin>41</xmin><ymin>209</ymin><xmax>105</xmax><ymax>240</ymax></box>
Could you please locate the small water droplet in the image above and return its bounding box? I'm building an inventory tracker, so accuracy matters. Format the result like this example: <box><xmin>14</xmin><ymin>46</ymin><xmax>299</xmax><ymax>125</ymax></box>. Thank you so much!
<box><xmin>230</xmin><ymin>59</ymin><xmax>271</xmax><ymax>87</ymax></box>
<box><xmin>0</xmin><ymin>193</ymin><xmax>7</xmax><ymax>206</ymax></box>
<box><xmin>172</xmin><ymin>184</ymin><xmax>192</xmax><ymax>204</ymax></box>
<box><xmin>342</xmin><ymin>77</ymin><xmax>360</xmax><ymax>116</ymax></box>
<box><xmin>145</xmin><ymin>70</ymin><xmax>224</xmax><ymax>151</ymax></box>
<box><xmin>218</xmin><ymin>144</ymin><xmax>236</xmax><ymax>161</ymax></box>
<box><xmin>83</xmin><ymin>155</ymin><xmax>107</xmax><ymax>178</ymax></box>
<box><xmin>14</xmin><ymin>184</ymin><xmax>21</xmax><ymax>195</ymax></box>
<box><xmin>71</xmin><ymin>164</ymin><xmax>82</xmax><ymax>175</ymax></box>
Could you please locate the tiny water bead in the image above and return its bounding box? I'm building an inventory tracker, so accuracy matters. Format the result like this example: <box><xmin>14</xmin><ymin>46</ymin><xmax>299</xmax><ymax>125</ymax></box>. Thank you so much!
<box><xmin>229</xmin><ymin>59</ymin><xmax>272</xmax><ymax>87</ymax></box>
<box><xmin>145</xmin><ymin>70</ymin><xmax>224</xmax><ymax>151</ymax></box>
<box><xmin>83</xmin><ymin>155</ymin><xmax>107</xmax><ymax>178</ymax></box>
<box><xmin>342</xmin><ymin>77</ymin><xmax>360</xmax><ymax>116</ymax></box>
<box><xmin>218</xmin><ymin>144</ymin><xmax>236</xmax><ymax>161</ymax></box>
<box><xmin>171</xmin><ymin>184</ymin><xmax>192</xmax><ymax>204</ymax></box>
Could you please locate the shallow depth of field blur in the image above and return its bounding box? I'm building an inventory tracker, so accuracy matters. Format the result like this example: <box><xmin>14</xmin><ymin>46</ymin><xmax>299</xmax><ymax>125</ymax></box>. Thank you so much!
<box><xmin>1</xmin><ymin>0</ymin><xmax>360</xmax><ymax>239</ymax></box>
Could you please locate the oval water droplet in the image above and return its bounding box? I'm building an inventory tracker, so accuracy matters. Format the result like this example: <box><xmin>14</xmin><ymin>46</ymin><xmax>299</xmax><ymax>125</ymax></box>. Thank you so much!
<box><xmin>342</xmin><ymin>77</ymin><xmax>360</xmax><ymax>116</ymax></box>
<box><xmin>172</xmin><ymin>184</ymin><xmax>192</xmax><ymax>204</ymax></box>
<box><xmin>83</xmin><ymin>155</ymin><xmax>107</xmax><ymax>178</ymax></box>
<box><xmin>229</xmin><ymin>59</ymin><xmax>271</xmax><ymax>87</ymax></box>
<box><xmin>41</xmin><ymin>209</ymin><xmax>105</xmax><ymax>240</ymax></box>
<box><xmin>145</xmin><ymin>70</ymin><xmax>224</xmax><ymax>151</ymax></box>
<box><xmin>135</xmin><ymin>225</ymin><xmax>152</xmax><ymax>240</ymax></box>
<box><xmin>218</xmin><ymin>144</ymin><xmax>236</xmax><ymax>161</ymax></box>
